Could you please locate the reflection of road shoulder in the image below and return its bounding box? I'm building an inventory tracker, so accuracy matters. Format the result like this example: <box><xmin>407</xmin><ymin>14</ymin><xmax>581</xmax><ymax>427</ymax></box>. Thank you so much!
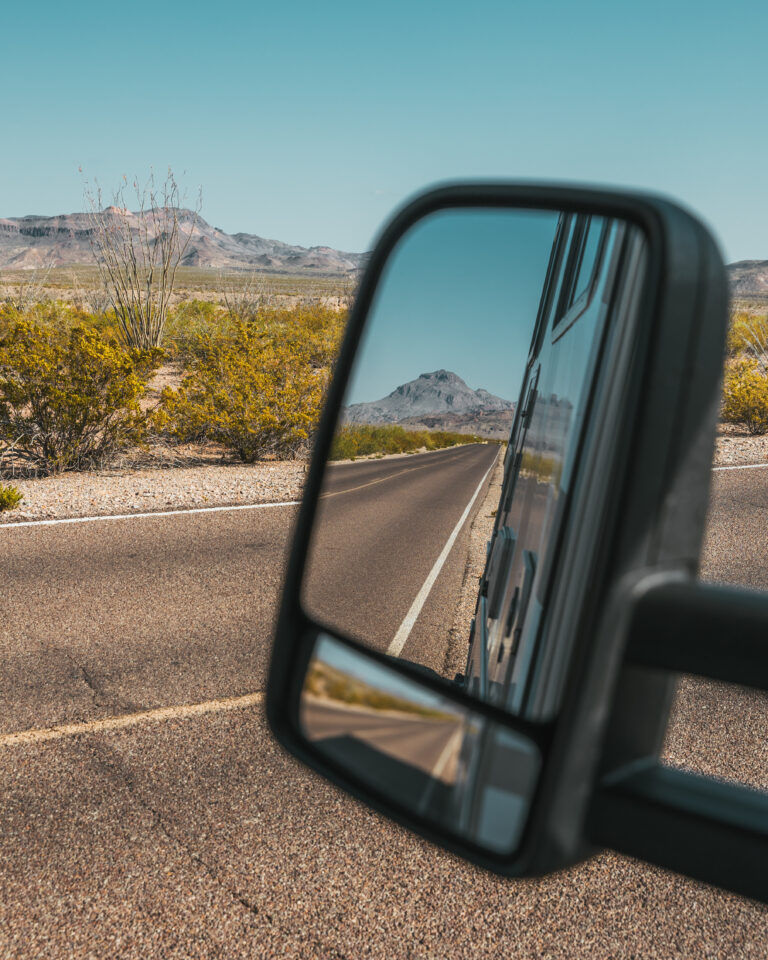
<box><xmin>440</xmin><ymin>451</ymin><xmax>506</xmax><ymax>681</ymax></box>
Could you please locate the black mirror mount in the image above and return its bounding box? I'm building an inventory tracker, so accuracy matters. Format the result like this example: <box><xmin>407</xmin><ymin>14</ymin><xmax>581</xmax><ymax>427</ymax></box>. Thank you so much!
<box><xmin>267</xmin><ymin>182</ymin><xmax>734</xmax><ymax>886</ymax></box>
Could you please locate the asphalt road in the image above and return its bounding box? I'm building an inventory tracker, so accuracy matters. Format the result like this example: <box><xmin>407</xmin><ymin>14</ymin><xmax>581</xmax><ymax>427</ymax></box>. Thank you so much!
<box><xmin>1</xmin><ymin>457</ymin><xmax>768</xmax><ymax>958</ymax></box>
<box><xmin>302</xmin><ymin>698</ymin><xmax>462</xmax><ymax>782</ymax></box>
<box><xmin>306</xmin><ymin>442</ymin><xmax>498</xmax><ymax>666</ymax></box>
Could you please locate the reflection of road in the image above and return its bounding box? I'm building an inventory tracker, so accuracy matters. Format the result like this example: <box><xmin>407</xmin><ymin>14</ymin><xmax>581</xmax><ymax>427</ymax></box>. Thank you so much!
<box><xmin>302</xmin><ymin>697</ymin><xmax>463</xmax><ymax>783</ymax></box>
<box><xmin>305</xmin><ymin>443</ymin><xmax>499</xmax><ymax>670</ymax></box>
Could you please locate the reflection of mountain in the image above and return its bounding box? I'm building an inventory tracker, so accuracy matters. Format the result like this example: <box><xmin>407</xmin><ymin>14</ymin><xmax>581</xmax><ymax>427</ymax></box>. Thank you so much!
<box><xmin>345</xmin><ymin>370</ymin><xmax>515</xmax><ymax>438</ymax></box>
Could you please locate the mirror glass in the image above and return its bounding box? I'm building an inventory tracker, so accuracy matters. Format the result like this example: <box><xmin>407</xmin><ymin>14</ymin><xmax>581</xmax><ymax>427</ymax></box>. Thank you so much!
<box><xmin>303</xmin><ymin>206</ymin><xmax>646</xmax><ymax>725</ymax></box>
<box><xmin>301</xmin><ymin>632</ymin><xmax>540</xmax><ymax>854</ymax></box>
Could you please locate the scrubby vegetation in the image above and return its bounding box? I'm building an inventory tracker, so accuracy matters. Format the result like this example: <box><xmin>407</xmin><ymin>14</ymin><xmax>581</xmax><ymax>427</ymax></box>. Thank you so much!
<box><xmin>330</xmin><ymin>424</ymin><xmax>482</xmax><ymax>460</ymax></box>
<box><xmin>721</xmin><ymin>309</ymin><xmax>768</xmax><ymax>434</ymax></box>
<box><xmin>0</xmin><ymin>316</ymin><xmax>160</xmax><ymax>474</ymax></box>
<box><xmin>722</xmin><ymin>356</ymin><xmax>768</xmax><ymax>435</ymax></box>
<box><xmin>155</xmin><ymin>318</ymin><xmax>333</xmax><ymax>462</ymax></box>
<box><xmin>0</xmin><ymin>296</ymin><xmax>348</xmax><ymax>475</ymax></box>
<box><xmin>0</xmin><ymin>482</ymin><xmax>23</xmax><ymax>511</ymax></box>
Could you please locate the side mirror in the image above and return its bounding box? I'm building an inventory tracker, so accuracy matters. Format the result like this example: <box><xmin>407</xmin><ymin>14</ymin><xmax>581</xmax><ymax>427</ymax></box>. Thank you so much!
<box><xmin>267</xmin><ymin>184</ymin><xmax>766</xmax><ymax>900</ymax></box>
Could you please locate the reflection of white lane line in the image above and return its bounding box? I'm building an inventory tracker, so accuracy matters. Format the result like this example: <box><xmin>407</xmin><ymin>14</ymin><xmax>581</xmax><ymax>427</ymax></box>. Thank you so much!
<box><xmin>430</xmin><ymin>724</ymin><xmax>464</xmax><ymax>783</ymax></box>
<box><xmin>386</xmin><ymin>452</ymin><xmax>498</xmax><ymax>658</ymax></box>
<box><xmin>0</xmin><ymin>501</ymin><xmax>299</xmax><ymax>530</ymax></box>
<box><xmin>0</xmin><ymin>691</ymin><xmax>265</xmax><ymax>748</ymax></box>
<box><xmin>712</xmin><ymin>463</ymin><xmax>768</xmax><ymax>472</ymax></box>
<box><xmin>417</xmin><ymin>724</ymin><xmax>465</xmax><ymax>815</ymax></box>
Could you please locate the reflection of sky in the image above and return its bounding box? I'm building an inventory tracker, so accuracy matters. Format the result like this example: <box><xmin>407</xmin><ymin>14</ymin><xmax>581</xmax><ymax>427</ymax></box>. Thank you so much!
<box><xmin>347</xmin><ymin>209</ymin><xmax>559</xmax><ymax>405</ymax></box>
<box><xmin>314</xmin><ymin>633</ymin><xmax>463</xmax><ymax>716</ymax></box>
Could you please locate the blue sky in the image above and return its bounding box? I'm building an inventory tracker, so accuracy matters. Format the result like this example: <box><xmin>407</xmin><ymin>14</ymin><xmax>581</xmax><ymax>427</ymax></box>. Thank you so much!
<box><xmin>3</xmin><ymin>1</ymin><xmax>768</xmax><ymax>262</ymax></box>
<box><xmin>346</xmin><ymin>209</ymin><xmax>559</xmax><ymax>403</ymax></box>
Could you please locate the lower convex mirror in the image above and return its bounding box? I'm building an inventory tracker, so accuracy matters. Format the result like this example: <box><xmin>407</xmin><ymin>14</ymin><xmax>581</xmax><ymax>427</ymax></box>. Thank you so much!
<box><xmin>300</xmin><ymin>632</ymin><xmax>541</xmax><ymax>855</ymax></box>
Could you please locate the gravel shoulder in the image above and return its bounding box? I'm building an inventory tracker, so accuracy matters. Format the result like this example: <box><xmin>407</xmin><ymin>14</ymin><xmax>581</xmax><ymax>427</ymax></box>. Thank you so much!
<box><xmin>713</xmin><ymin>422</ymin><xmax>768</xmax><ymax>466</ymax></box>
<box><xmin>2</xmin><ymin>461</ymin><xmax>308</xmax><ymax>523</ymax></box>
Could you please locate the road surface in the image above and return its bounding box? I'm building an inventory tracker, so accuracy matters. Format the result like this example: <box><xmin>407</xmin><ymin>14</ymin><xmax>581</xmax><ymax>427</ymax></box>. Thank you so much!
<box><xmin>1</xmin><ymin>456</ymin><xmax>768</xmax><ymax>958</ymax></box>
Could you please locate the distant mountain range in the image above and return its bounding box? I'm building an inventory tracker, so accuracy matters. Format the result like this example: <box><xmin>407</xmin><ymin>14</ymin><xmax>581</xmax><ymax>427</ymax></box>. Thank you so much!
<box><xmin>0</xmin><ymin>209</ymin><xmax>367</xmax><ymax>275</ymax></box>
<box><xmin>726</xmin><ymin>261</ymin><xmax>768</xmax><ymax>298</ymax></box>
<box><xmin>3</xmin><ymin>211</ymin><xmax>764</xmax><ymax>295</ymax></box>
<box><xmin>345</xmin><ymin>369</ymin><xmax>515</xmax><ymax>439</ymax></box>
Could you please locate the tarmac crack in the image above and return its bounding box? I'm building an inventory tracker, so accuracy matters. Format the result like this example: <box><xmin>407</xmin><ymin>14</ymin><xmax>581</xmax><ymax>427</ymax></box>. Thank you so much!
<box><xmin>76</xmin><ymin>737</ymin><xmax>294</xmax><ymax>938</ymax></box>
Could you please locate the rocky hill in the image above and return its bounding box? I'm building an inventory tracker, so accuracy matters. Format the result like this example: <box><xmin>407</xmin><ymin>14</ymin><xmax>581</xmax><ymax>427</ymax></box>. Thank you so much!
<box><xmin>727</xmin><ymin>261</ymin><xmax>768</xmax><ymax>298</ymax></box>
<box><xmin>345</xmin><ymin>370</ymin><xmax>515</xmax><ymax>438</ymax></box>
<box><xmin>0</xmin><ymin>209</ymin><xmax>366</xmax><ymax>275</ymax></box>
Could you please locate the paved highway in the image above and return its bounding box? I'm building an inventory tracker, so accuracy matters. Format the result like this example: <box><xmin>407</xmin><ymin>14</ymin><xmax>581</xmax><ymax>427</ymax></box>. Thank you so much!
<box><xmin>1</xmin><ymin>458</ymin><xmax>768</xmax><ymax>958</ymax></box>
<box><xmin>302</xmin><ymin>698</ymin><xmax>463</xmax><ymax>782</ymax></box>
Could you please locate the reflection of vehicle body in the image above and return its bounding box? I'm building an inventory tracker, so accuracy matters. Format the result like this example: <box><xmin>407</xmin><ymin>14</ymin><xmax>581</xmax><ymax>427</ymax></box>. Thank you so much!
<box><xmin>466</xmin><ymin>212</ymin><xmax>647</xmax><ymax>718</ymax></box>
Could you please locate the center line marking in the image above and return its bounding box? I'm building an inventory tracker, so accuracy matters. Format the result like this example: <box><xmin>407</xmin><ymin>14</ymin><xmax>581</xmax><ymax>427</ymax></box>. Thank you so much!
<box><xmin>0</xmin><ymin>691</ymin><xmax>265</xmax><ymax>748</ymax></box>
<box><xmin>386</xmin><ymin>452</ymin><xmax>498</xmax><ymax>658</ymax></box>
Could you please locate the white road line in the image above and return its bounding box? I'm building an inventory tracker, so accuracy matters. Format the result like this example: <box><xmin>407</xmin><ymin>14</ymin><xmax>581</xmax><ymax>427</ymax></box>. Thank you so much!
<box><xmin>0</xmin><ymin>691</ymin><xmax>265</xmax><ymax>748</ymax></box>
<box><xmin>712</xmin><ymin>463</ymin><xmax>768</xmax><ymax>472</ymax></box>
<box><xmin>386</xmin><ymin>453</ymin><xmax>498</xmax><ymax>658</ymax></box>
<box><xmin>0</xmin><ymin>499</ymin><xmax>300</xmax><ymax>530</ymax></box>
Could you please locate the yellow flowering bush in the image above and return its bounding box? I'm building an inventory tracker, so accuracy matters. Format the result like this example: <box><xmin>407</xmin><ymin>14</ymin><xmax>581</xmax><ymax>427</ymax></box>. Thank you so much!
<box><xmin>721</xmin><ymin>357</ymin><xmax>768</xmax><ymax>435</ymax></box>
<box><xmin>0</xmin><ymin>320</ymin><xmax>160</xmax><ymax>474</ymax></box>
<box><xmin>156</xmin><ymin>320</ymin><xmax>328</xmax><ymax>462</ymax></box>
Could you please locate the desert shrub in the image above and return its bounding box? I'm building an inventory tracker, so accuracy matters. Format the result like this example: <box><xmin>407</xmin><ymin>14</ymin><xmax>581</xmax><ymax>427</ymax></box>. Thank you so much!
<box><xmin>280</xmin><ymin>304</ymin><xmax>347</xmax><ymax>369</ymax></box>
<box><xmin>722</xmin><ymin>357</ymin><xmax>768</xmax><ymax>435</ymax></box>
<box><xmin>165</xmin><ymin>300</ymin><xmax>234</xmax><ymax>361</ymax></box>
<box><xmin>0</xmin><ymin>301</ymin><xmax>119</xmax><ymax>340</ymax></box>
<box><xmin>0</xmin><ymin>483</ymin><xmax>23</xmax><ymax>511</ymax></box>
<box><xmin>330</xmin><ymin>424</ymin><xmax>482</xmax><ymax>460</ymax></box>
<box><xmin>728</xmin><ymin>310</ymin><xmax>768</xmax><ymax>360</ymax></box>
<box><xmin>0</xmin><ymin>320</ymin><xmax>161</xmax><ymax>474</ymax></box>
<box><xmin>156</xmin><ymin>320</ymin><xmax>327</xmax><ymax>462</ymax></box>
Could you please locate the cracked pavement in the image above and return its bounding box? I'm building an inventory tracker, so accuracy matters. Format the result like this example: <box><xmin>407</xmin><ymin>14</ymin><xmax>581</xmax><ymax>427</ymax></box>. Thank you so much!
<box><xmin>1</xmin><ymin>461</ymin><xmax>768</xmax><ymax>957</ymax></box>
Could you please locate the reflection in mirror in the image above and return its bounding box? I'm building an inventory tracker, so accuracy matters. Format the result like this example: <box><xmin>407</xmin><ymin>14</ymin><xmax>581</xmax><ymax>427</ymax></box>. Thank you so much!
<box><xmin>303</xmin><ymin>206</ymin><xmax>646</xmax><ymax>722</ymax></box>
<box><xmin>300</xmin><ymin>633</ymin><xmax>540</xmax><ymax>854</ymax></box>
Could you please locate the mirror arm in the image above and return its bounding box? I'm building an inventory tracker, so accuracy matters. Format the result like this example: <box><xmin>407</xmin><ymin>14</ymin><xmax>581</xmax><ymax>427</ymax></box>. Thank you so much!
<box><xmin>622</xmin><ymin>579</ymin><xmax>768</xmax><ymax>692</ymax></box>
<box><xmin>586</xmin><ymin>578</ymin><xmax>768</xmax><ymax>901</ymax></box>
<box><xmin>588</xmin><ymin>761</ymin><xmax>768</xmax><ymax>902</ymax></box>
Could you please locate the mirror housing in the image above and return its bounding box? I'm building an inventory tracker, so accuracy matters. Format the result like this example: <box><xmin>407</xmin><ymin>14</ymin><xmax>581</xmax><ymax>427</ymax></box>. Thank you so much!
<box><xmin>267</xmin><ymin>183</ymin><xmax>739</xmax><ymax>885</ymax></box>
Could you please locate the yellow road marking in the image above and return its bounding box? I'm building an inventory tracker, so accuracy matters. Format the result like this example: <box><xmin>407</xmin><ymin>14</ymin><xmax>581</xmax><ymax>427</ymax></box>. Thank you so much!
<box><xmin>0</xmin><ymin>691</ymin><xmax>265</xmax><ymax>748</ymax></box>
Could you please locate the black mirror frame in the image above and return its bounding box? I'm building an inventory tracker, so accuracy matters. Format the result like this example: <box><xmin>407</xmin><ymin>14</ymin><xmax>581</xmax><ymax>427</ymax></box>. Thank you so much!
<box><xmin>267</xmin><ymin>182</ymin><xmax>728</xmax><ymax>878</ymax></box>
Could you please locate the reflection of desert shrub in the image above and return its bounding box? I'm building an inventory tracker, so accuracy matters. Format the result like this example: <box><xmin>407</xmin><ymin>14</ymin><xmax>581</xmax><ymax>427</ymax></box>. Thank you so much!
<box><xmin>304</xmin><ymin>660</ymin><xmax>453</xmax><ymax>721</ymax></box>
<box><xmin>0</xmin><ymin>320</ymin><xmax>160</xmax><ymax>475</ymax></box>
<box><xmin>156</xmin><ymin>320</ymin><xmax>328</xmax><ymax>462</ymax></box>
<box><xmin>520</xmin><ymin>450</ymin><xmax>562</xmax><ymax>484</ymax></box>
<box><xmin>330</xmin><ymin>424</ymin><xmax>482</xmax><ymax>460</ymax></box>
<box><xmin>722</xmin><ymin>358</ymin><xmax>768</xmax><ymax>435</ymax></box>
<box><xmin>0</xmin><ymin>483</ymin><xmax>23</xmax><ymax>511</ymax></box>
